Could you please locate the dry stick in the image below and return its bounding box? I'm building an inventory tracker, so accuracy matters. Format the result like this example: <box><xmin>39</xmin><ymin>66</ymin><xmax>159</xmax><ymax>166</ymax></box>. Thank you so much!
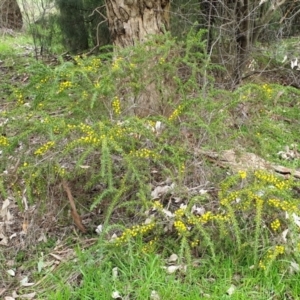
<box><xmin>62</xmin><ymin>180</ymin><xmax>87</xmax><ymax>233</ymax></box>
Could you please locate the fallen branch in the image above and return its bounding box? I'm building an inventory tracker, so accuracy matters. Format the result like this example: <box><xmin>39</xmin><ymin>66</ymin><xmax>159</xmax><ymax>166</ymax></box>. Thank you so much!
<box><xmin>62</xmin><ymin>180</ymin><xmax>87</xmax><ymax>233</ymax></box>
<box><xmin>197</xmin><ymin>148</ymin><xmax>300</xmax><ymax>179</ymax></box>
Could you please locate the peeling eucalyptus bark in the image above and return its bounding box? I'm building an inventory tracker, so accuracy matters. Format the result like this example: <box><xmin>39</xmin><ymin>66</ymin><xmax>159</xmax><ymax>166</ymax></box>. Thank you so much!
<box><xmin>105</xmin><ymin>0</ymin><xmax>170</xmax><ymax>47</ymax></box>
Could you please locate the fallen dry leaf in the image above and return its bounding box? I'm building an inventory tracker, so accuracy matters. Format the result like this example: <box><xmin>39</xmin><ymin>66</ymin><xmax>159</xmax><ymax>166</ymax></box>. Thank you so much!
<box><xmin>290</xmin><ymin>261</ymin><xmax>300</xmax><ymax>274</ymax></box>
<box><xmin>0</xmin><ymin>289</ymin><xmax>7</xmax><ymax>297</ymax></box>
<box><xmin>282</xmin><ymin>229</ymin><xmax>289</xmax><ymax>243</ymax></box>
<box><xmin>150</xmin><ymin>290</ymin><xmax>161</xmax><ymax>300</ymax></box>
<box><xmin>162</xmin><ymin>209</ymin><xmax>174</xmax><ymax>218</ymax></box>
<box><xmin>20</xmin><ymin>276</ymin><xmax>35</xmax><ymax>287</ymax></box>
<box><xmin>1</xmin><ymin>199</ymin><xmax>13</xmax><ymax>221</ymax></box>
<box><xmin>112</xmin><ymin>267</ymin><xmax>118</xmax><ymax>279</ymax></box>
<box><xmin>226</xmin><ymin>284</ymin><xmax>236</xmax><ymax>295</ymax></box>
<box><xmin>163</xmin><ymin>263</ymin><xmax>187</xmax><ymax>274</ymax></box>
<box><xmin>168</xmin><ymin>253</ymin><xmax>179</xmax><ymax>263</ymax></box>
<box><xmin>95</xmin><ymin>224</ymin><xmax>103</xmax><ymax>235</ymax></box>
<box><xmin>151</xmin><ymin>184</ymin><xmax>174</xmax><ymax>199</ymax></box>
<box><xmin>79</xmin><ymin>165</ymin><xmax>90</xmax><ymax>169</ymax></box>
<box><xmin>49</xmin><ymin>253</ymin><xmax>63</xmax><ymax>261</ymax></box>
<box><xmin>0</xmin><ymin>233</ymin><xmax>8</xmax><ymax>245</ymax></box>
<box><xmin>109</xmin><ymin>233</ymin><xmax>118</xmax><ymax>242</ymax></box>
<box><xmin>19</xmin><ymin>292</ymin><xmax>36</xmax><ymax>299</ymax></box>
<box><xmin>7</xmin><ymin>269</ymin><xmax>15</xmax><ymax>277</ymax></box>
<box><xmin>163</xmin><ymin>265</ymin><xmax>181</xmax><ymax>274</ymax></box>
<box><xmin>191</xmin><ymin>205</ymin><xmax>205</xmax><ymax>216</ymax></box>
<box><xmin>111</xmin><ymin>290</ymin><xmax>122</xmax><ymax>299</ymax></box>
<box><xmin>22</xmin><ymin>220</ymin><xmax>28</xmax><ymax>234</ymax></box>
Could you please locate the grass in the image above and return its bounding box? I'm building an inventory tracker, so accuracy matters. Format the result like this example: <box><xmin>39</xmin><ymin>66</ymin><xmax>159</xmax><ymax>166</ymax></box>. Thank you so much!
<box><xmin>1</xmin><ymin>30</ymin><xmax>300</xmax><ymax>299</ymax></box>
<box><xmin>40</xmin><ymin>240</ymin><xmax>300</xmax><ymax>299</ymax></box>
<box><xmin>0</xmin><ymin>34</ymin><xmax>35</xmax><ymax>103</ymax></box>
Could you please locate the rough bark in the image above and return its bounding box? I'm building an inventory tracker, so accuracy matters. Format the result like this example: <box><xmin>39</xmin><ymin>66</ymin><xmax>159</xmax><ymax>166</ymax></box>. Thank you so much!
<box><xmin>0</xmin><ymin>0</ymin><xmax>23</xmax><ymax>30</ymax></box>
<box><xmin>105</xmin><ymin>0</ymin><xmax>171</xmax><ymax>117</ymax></box>
<box><xmin>105</xmin><ymin>0</ymin><xmax>170</xmax><ymax>47</ymax></box>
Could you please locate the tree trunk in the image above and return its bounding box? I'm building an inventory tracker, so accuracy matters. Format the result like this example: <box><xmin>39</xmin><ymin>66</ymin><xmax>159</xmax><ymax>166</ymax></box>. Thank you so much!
<box><xmin>105</xmin><ymin>0</ymin><xmax>171</xmax><ymax>117</ymax></box>
<box><xmin>0</xmin><ymin>0</ymin><xmax>23</xmax><ymax>30</ymax></box>
<box><xmin>233</xmin><ymin>0</ymin><xmax>250</xmax><ymax>85</ymax></box>
<box><xmin>105</xmin><ymin>0</ymin><xmax>170</xmax><ymax>47</ymax></box>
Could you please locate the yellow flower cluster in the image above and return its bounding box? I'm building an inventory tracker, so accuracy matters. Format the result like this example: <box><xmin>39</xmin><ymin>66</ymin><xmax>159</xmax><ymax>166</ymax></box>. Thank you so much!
<box><xmin>26</xmin><ymin>112</ymin><xmax>33</xmax><ymax>121</ymax></box>
<box><xmin>40</xmin><ymin>77</ymin><xmax>49</xmax><ymax>84</ymax></box>
<box><xmin>130</xmin><ymin>148</ymin><xmax>159</xmax><ymax>159</ymax></box>
<box><xmin>76</xmin><ymin>123</ymin><xmax>102</xmax><ymax>146</ymax></box>
<box><xmin>258</xmin><ymin>245</ymin><xmax>285</xmax><ymax>270</ymax></box>
<box><xmin>53</xmin><ymin>125</ymin><xmax>60</xmax><ymax>134</ymax></box>
<box><xmin>179</xmin><ymin>163</ymin><xmax>185</xmax><ymax>175</ymax></box>
<box><xmin>67</xmin><ymin>124</ymin><xmax>77</xmax><ymax>130</ymax></box>
<box><xmin>78</xmin><ymin>134</ymin><xmax>101</xmax><ymax>145</ymax></box>
<box><xmin>58</xmin><ymin>81</ymin><xmax>72</xmax><ymax>93</ymax></box>
<box><xmin>15</xmin><ymin>91</ymin><xmax>24</xmax><ymax>105</ymax></box>
<box><xmin>169</xmin><ymin>104</ymin><xmax>183</xmax><ymax>121</ymax></box>
<box><xmin>35</xmin><ymin>76</ymin><xmax>51</xmax><ymax>90</ymax></box>
<box><xmin>69</xmin><ymin>122</ymin><xmax>130</xmax><ymax>149</ymax></box>
<box><xmin>262</xmin><ymin>84</ymin><xmax>273</xmax><ymax>99</ymax></box>
<box><xmin>142</xmin><ymin>238</ymin><xmax>157</xmax><ymax>253</ymax></box>
<box><xmin>268</xmin><ymin>198</ymin><xmax>297</xmax><ymax>213</ymax></box>
<box><xmin>129</xmin><ymin>63</ymin><xmax>136</xmax><ymax>70</ymax></box>
<box><xmin>112</xmin><ymin>97</ymin><xmax>121</xmax><ymax>115</ymax></box>
<box><xmin>74</xmin><ymin>55</ymin><xmax>83</xmax><ymax>66</ymax></box>
<box><xmin>108</xmin><ymin>126</ymin><xmax>127</xmax><ymax>139</ymax></box>
<box><xmin>220</xmin><ymin>191</ymin><xmax>239</xmax><ymax>206</ymax></box>
<box><xmin>219</xmin><ymin>176</ymin><xmax>240</xmax><ymax>198</ymax></box>
<box><xmin>159</xmin><ymin>57</ymin><xmax>165</xmax><ymax>65</ymax></box>
<box><xmin>254</xmin><ymin>170</ymin><xmax>289</xmax><ymax>190</ymax></box>
<box><xmin>82</xmin><ymin>91</ymin><xmax>88</xmax><ymax>100</ymax></box>
<box><xmin>238</xmin><ymin>170</ymin><xmax>247</xmax><ymax>179</ymax></box>
<box><xmin>174</xmin><ymin>220</ymin><xmax>188</xmax><ymax>235</ymax></box>
<box><xmin>270</xmin><ymin>219</ymin><xmax>281</xmax><ymax>231</ymax></box>
<box><xmin>191</xmin><ymin>239</ymin><xmax>200</xmax><ymax>247</ymax></box>
<box><xmin>258</xmin><ymin>260</ymin><xmax>266</xmax><ymax>270</ymax></box>
<box><xmin>83</xmin><ymin>58</ymin><xmax>101</xmax><ymax>72</ymax></box>
<box><xmin>0</xmin><ymin>135</ymin><xmax>9</xmax><ymax>147</ymax></box>
<box><xmin>41</xmin><ymin>117</ymin><xmax>50</xmax><ymax>124</ymax></box>
<box><xmin>153</xmin><ymin>200</ymin><xmax>163</xmax><ymax>210</ymax></box>
<box><xmin>115</xmin><ymin>223</ymin><xmax>155</xmax><ymax>246</ymax></box>
<box><xmin>255</xmin><ymin>196</ymin><xmax>264</xmax><ymax>208</ymax></box>
<box><xmin>34</xmin><ymin>141</ymin><xmax>55</xmax><ymax>156</ymax></box>
<box><xmin>174</xmin><ymin>208</ymin><xmax>185</xmax><ymax>218</ymax></box>
<box><xmin>259</xmin><ymin>245</ymin><xmax>285</xmax><ymax>270</ymax></box>
<box><xmin>199</xmin><ymin>211</ymin><xmax>213</xmax><ymax>224</ymax></box>
<box><xmin>112</xmin><ymin>57</ymin><xmax>123</xmax><ymax>71</ymax></box>
<box><xmin>79</xmin><ymin>123</ymin><xmax>94</xmax><ymax>134</ymax></box>
<box><xmin>54</xmin><ymin>165</ymin><xmax>66</xmax><ymax>177</ymax></box>
<box><xmin>213</xmin><ymin>213</ymin><xmax>230</xmax><ymax>222</ymax></box>
<box><xmin>188</xmin><ymin>211</ymin><xmax>229</xmax><ymax>227</ymax></box>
